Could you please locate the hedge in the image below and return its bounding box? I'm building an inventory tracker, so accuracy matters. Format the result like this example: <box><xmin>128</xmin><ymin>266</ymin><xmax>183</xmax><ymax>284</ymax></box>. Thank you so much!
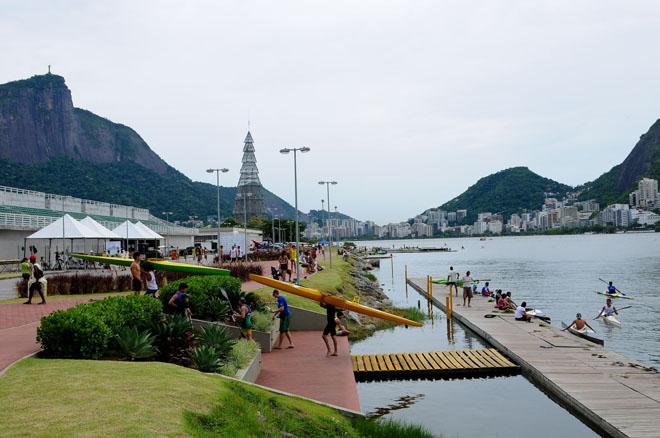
<box><xmin>37</xmin><ymin>295</ymin><xmax>163</xmax><ymax>359</ymax></box>
<box><xmin>159</xmin><ymin>275</ymin><xmax>242</xmax><ymax>320</ymax></box>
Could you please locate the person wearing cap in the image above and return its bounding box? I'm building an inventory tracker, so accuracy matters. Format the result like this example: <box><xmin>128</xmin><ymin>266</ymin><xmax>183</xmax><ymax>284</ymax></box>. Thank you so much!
<box><xmin>562</xmin><ymin>313</ymin><xmax>595</xmax><ymax>333</ymax></box>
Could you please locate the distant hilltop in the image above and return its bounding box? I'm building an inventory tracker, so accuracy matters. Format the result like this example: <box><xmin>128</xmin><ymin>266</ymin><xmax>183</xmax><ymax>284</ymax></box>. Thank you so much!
<box><xmin>0</xmin><ymin>73</ymin><xmax>301</xmax><ymax>222</ymax></box>
<box><xmin>418</xmin><ymin>119</ymin><xmax>660</xmax><ymax>222</ymax></box>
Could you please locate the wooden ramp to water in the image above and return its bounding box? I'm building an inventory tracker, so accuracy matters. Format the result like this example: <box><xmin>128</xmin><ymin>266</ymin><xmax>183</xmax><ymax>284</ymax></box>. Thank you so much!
<box><xmin>352</xmin><ymin>348</ymin><xmax>519</xmax><ymax>381</ymax></box>
<box><xmin>408</xmin><ymin>277</ymin><xmax>660</xmax><ymax>438</ymax></box>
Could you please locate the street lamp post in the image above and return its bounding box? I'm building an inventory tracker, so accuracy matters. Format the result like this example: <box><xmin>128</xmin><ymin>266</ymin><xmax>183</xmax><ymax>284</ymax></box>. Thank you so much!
<box><xmin>280</xmin><ymin>146</ymin><xmax>310</xmax><ymax>284</ymax></box>
<box><xmin>242</xmin><ymin>192</ymin><xmax>252</xmax><ymax>262</ymax></box>
<box><xmin>318</xmin><ymin>180</ymin><xmax>338</xmax><ymax>268</ymax></box>
<box><xmin>206</xmin><ymin>168</ymin><xmax>229</xmax><ymax>256</ymax></box>
<box><xmin>162</xmin><ymin>211</ymin><xmax>173</xmax><ymax>256</ymax></box>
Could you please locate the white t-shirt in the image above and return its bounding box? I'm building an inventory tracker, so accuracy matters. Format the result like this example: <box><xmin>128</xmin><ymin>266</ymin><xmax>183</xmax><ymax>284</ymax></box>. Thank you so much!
<box><xmin>146</xmin><ymin>272</ymin><xmax>158</xmax><ymax>290</ymax></box>
<box><xmin>461</xmin><ymin>275</ymin><xmax>472</xmax><ymax>287</ymax></box>
<box><xmin>514</xmin><ymin>305</ymin><xmax>526</xmax><ymax>319</ymax></box>
<box><xmin>448</xmin><ymin>271</ymin><xmax>458</xmax><ymax>282</ymax></box>
<box><xmin>230</xmin><ymin>248</ymin><xmax>237</xmax><ymax>258</ymax></box>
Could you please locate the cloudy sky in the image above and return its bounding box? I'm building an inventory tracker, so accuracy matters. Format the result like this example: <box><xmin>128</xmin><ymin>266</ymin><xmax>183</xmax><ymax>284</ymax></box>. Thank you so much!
<box><xmin>1</xmin><ymin>1</ymin><xmax>659</xmax><ymax>223</ymax></box>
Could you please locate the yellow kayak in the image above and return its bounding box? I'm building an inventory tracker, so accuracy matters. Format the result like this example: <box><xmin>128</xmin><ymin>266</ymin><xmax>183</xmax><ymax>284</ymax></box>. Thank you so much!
<box><xmin>248</xmin><ymin>274</ymin><xmax>423</xmax><ymax>327</ymax></box>
<box><xmin>71</xmin><ymin>254</ymin><xmax>230</xmax><ymax>276</ymax></box>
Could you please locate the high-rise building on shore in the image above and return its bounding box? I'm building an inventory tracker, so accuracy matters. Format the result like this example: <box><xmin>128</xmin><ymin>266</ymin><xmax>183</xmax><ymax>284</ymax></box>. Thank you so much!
<box><xmin>233</xmin><ymin>131</ymin><xmax>266</xmax><ymax>223</ymax></box>
<box><xmin>629</xmin><ymin>178</ymin><xmax>659</xmax><ymax>209</ymax></box>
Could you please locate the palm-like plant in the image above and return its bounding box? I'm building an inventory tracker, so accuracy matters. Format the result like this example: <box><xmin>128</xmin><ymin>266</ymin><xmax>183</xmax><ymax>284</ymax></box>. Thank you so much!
<box><xmin>116</xmin><ymin>326</ymin><xmax>158</xmax><ymax>360</ymax></box>
<box><xmin>190</xmin><ymin>345</ymin><xmax>222</xmax><ymax>373</ymax></box>
<box><xmin>206</xmin><ymin>297</ymin><xmax>230</xmax><ymax>321</ymax></box>
<box><xmin>194</xmin><ymin>324</ymin><xmax>235</xmax><ymax>360</ymax></box>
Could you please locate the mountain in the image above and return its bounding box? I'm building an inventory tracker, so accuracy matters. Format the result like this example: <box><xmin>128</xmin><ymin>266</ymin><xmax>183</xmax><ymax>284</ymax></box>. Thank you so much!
<box><xmin>0</xmin><ymin>74</ymin><xmax>296</xmax><ymax>222</ymax></box>
<box><xmin>579</xmin><ymin>119</ymin><xmax>660</xmax><ymax>206</ymax></box>
<box><xmin>306</xmin><ymin>209</ymin><xmax>354</xmax><ymax>223</ymax></box>
<box><xmin>435</xmin><ymin>167</ymin><xmax>572</xmax><ymax>222</ymax></box>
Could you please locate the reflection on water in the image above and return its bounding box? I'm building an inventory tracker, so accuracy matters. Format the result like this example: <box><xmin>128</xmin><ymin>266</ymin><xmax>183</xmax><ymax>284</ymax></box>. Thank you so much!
<box><xmin>348</xmin><ymin>234</ymin><xmax>660</xmax><ymax>437</ymax></box>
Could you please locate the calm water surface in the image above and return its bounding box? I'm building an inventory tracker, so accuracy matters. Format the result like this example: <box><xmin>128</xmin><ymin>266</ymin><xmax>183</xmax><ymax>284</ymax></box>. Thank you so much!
<box><xmin>351</xmin><ymin>233</ymin><xmax>659</xmax><ymax>437</ymax></box>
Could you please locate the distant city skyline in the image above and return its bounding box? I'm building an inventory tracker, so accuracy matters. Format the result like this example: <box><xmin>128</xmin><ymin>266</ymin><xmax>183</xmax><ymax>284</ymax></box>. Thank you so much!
<box><xmin>1</xmin><ymin>1</ymin><xmax>659</xmax><ymax>223</ymax></box>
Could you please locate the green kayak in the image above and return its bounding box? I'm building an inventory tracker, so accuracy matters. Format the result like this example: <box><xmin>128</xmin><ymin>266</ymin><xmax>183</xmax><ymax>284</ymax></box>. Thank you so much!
<box><xmin>594</xmin><ymin>290</ymin><xmax>634</xmax><ymax>300</ymax></box>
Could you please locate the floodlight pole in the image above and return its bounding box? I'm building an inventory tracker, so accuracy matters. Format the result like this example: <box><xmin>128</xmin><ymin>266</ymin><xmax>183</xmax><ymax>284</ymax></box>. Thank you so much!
<box><xmin>318</xmin><ymin>180</ymin><xmax>338</xmax><ymax>268</ymax></box>
<box><xmin>207</xmin><ymin>168</ymin><xmax>229</xmax><ymax>256</ymax></box>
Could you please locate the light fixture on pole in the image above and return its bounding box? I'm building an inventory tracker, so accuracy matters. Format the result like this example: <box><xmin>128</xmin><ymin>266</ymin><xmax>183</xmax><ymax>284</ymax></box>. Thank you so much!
<box><xmin>242</xmin><ymin>192</ymin><xmax>252</xmax><ymax>261</ymax></box>
<box><xmin>318</xmin><ymin>180</ymin><xmax>338</xmax><ymax>268</ymax></box>
<box><xmin>162</xmin><ymin>211</ymin><xmax>173</xmax><ymax>256</ymax></box>
<box><xmin>280</xmin><ymin>146</ymin><xmax>310</xmax><ymax>284</ymax></box>
<box><xmin>206</xmin><ymin>168</ymin><xmax>229</xmax><ymax>256</ymax></box>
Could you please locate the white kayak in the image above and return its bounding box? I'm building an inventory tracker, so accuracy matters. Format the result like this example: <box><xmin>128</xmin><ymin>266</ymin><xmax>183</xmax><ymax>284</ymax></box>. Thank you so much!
<box><xmin>602</xmin><ymin>315</ymin><xmax>622</xmax><ymax>328</ymax></box>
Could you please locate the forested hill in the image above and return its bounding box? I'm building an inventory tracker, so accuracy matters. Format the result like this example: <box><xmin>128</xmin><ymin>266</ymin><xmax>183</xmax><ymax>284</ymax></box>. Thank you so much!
<box><xmin>0</xmin><ymin>74</ymin><xmax>297</xmax><ymax>221</ymax></box>
<box><xmin>437</xmin><ymin>167</ymin><xmax>572</xmax><ymax>222</ymax></box>
<box><xmin>579</xmin><ymin>119</ymin><xmax>660</xmax><ymax>205</ymax></box>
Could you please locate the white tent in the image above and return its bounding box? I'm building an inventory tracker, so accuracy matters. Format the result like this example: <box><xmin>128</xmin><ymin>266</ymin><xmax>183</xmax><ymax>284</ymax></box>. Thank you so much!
<box><xmin>112</xmin><ymin>221</ymin><xmax>153</xmax><ymax>240</ymax></box>
<box><xmin>134</xmin><ymin>221</ymin><xmax>164</xmax><ymax>239</ymax></box>
<box><xmin>81</xmin><ymin>217</ymin><xmax>121</xmax><ymax>239</ymax></box>
<box><xmin>27</xmin><ymin>214</ymin><xmax>97</xmax><ymax>239</ymax></box>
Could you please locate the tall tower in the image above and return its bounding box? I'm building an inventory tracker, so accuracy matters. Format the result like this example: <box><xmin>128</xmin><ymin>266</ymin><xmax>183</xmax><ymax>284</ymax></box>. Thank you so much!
<box><xmin>233</xmin><ymin>131</ymin><xmax>266</xmax><ymax>223</ymax></box>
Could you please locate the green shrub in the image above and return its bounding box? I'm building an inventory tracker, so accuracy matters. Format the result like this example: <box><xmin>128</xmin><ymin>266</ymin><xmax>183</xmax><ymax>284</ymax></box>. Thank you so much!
<box><xmin>190</xmin><ymin>345</ymin><xmax>222</xmax><ymax>373</ymax></box>
<box><xmin>37</xmin><ymin>295</ymin><xmax>162</xmax><ymax>359</ymax></box>
<box><xmin>160</xmin><ymin>275</ymin><xmax>241</xmax><ymax>320</ymax></box>
<box><xmin>194</xmin><ymin>324</ymin><xmax>235</xmax><ymax>360</ymax></box>
<box><xmin>366</xmin><ymin>273</ymin><xmax>377</xmax><ymax>282</ymax></box>
<box><xmin>250</xmin><ymin>311</ymin><xmax>273</xmax><ymax>332</ymax></box>
<box><xmin>116</xmin><ymin>326</ymin><xmax>158</xmax><ymax>360</ymax></box>
<box><xmin>37</xmin><ymin>307</ymin><xmax>112</xmax><ymax>359</ymax></box>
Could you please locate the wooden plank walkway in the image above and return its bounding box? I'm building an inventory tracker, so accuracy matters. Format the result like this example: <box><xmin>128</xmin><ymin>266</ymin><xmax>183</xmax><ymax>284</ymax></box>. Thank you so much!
<box><xmin>352</xmin><ymin>348</ymin><xmax>518</xmax><ymax>381</ymax></box>
<box><xmin>408</xmin><ymin>277</ymin><xmax>660</xmax><ymax>438</ymax></box>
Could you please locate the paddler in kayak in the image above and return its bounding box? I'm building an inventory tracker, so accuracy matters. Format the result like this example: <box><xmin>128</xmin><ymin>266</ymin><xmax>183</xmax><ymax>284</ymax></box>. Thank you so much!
<box><xmin>562</xmin><ymin>313</ymin><xmax>595</xmax><ymax>333</ymax></box>
<box><xmin>596</xmin><ymin>298</ymin><xmax>618</xmax><ymax>320</ymax></box>
<box><xmin>606</xmin><ymin>281</ymin><xmax>617</xmax><ymax>295</ymax></box>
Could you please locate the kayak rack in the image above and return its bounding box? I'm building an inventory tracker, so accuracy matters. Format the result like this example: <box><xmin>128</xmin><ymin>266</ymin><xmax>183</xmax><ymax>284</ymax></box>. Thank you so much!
<box><xmin>352</xmin><ymin>348</ymin><xmax>519</xmax><ymax>381</ymax></box>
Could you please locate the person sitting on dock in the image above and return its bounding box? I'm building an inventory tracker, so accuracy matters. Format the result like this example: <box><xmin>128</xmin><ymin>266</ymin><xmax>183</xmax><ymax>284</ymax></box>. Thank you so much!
<box><xmin>596</xmin><ymin>298</ymin><xmax>618</xmax><ymax>319</ymax></box>
<box><xmin>320</xmin><ymin>296</ymin><xmax>338</xmax><ymax>356</ymax></box>
<box><xmin>461</xmin><ymin>271</ymin><xmax>474</xmax><ymax>307</ymax></box>
<box><xmin>481</xmin><ymin>281</ymin><xmax>491</xmax><ymax>297</ymax></box>
<box><xmin>562</xmin><ymin>313</ymin><xmax>595</xmax><ymax>332</ymax></box>
<box><xmin>447</xmin><ymin>266</ymin><xmax>459</xmax><ymax>297</ymax></box>
<box><xmin>514</xmin><ymin>301</ymin><xmax>532</xmax><ymax>322</ymax></box>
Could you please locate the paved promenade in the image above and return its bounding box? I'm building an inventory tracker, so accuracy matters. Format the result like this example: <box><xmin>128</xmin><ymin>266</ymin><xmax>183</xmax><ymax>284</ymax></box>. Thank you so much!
<box><xmin>0</xmin><ymin>298</ymin><xmax>90</xmax><ymax>374</ymax></box>
<box><xmin>256</xmin><ymin>331</ymin><xmax>361</xmax><ymax>412</ymax></box>
<box><xmin>408</xmin><ymin>278</ymin><xmax>660</xmax><ymax>438</ymax></box>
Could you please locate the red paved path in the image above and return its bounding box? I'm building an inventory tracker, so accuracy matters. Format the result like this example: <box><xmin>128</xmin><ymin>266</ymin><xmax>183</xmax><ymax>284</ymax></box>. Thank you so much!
<box><xmin>0</xmin><ymin>298</ymin><xmax>90</xmax><ymax>373</ymax></box>
<box><xmin>256</xmin><ymin>331</ymin><xmax>361</xmax><ymax>412</ymax></box>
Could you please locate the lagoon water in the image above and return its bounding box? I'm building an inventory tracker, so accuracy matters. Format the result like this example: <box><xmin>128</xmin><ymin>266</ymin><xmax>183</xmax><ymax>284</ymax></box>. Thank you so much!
<box><xmin>351</xmin><ymin>233</ymin><xmax>660</xmax><ymax>437</ymax></box>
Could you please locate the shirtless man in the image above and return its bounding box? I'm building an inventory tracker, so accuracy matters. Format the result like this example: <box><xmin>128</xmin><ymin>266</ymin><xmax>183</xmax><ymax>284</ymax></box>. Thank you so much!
<box><xmin>562</xmin><ymin>313</ymin><xmax>596</xmax><ymax>332</ymax></box>
<box><xmin>130</xmin><ymin>251</ymin><xmax>143</xmax><ymax>296</ymax></box>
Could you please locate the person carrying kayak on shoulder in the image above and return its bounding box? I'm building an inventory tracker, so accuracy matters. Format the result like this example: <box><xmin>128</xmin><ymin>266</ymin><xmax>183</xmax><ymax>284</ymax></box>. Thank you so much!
<box><xmin>272</xmin><ymin>289</ymin><xmax>294</xmax><ymax>349</ymax></box>
<box><xmin>562</xmin><ymin>313</ymin><xmax>595</xmax><ymax>332</ymax></box>
<box><xmin>596</xmin><ymin>298</ymin><xmax>618</xmax><ymax>319</ymax></box>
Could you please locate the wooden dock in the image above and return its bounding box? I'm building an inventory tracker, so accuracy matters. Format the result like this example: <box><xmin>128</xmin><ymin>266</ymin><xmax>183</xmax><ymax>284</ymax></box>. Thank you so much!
<box><xmin>352</xmin><ymin>348</ymin><xmax>518</xmax><ymax>381</ymax></box>
<box><xmin>408</xmin><ymin>277</ymin><xmax>660</xmax><ymax>438</ymax></box>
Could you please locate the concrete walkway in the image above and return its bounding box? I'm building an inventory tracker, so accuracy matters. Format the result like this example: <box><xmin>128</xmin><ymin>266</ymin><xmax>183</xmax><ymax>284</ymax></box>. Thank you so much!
<box><xmin>0</xmin><ymin>298</ymin><xmax>91</xmax><ymax>374</ymax></box>
<box><xmin>256</xmin><ymin>331</ymin><xmax>360</xmax><ymax>412</ymax></box>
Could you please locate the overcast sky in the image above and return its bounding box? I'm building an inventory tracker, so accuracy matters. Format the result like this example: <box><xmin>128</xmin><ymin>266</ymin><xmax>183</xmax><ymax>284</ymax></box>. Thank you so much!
<box><xmin>2</xmin><ymin>1</ymin><xmax>659</xmax><ymax>223</ymax></box>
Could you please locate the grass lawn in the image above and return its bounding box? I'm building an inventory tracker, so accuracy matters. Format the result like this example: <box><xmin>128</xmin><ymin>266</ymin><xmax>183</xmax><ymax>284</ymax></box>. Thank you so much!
<box><xmin>250</xmin><ymin>249</ymin><xmax>354</xmax><ymax>314</ymax></box>
<box><xmin>0</xmin><ymin>358</ymin><xmax>433</xmax><ymax>437</ymax></box>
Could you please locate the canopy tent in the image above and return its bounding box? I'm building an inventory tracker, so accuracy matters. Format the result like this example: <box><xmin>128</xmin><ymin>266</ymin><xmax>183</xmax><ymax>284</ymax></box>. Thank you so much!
<box><xmin>27</xmin><ymin>214</ymin><xmax>97</xmax><ymax>239</ymax></box>
<box><xmin>112</xmin><ymin>221</ymin><xmax>154</xmax><ymax>240</ymax></box>
<box><xmin>81</xmin><ymin>217</ymin><xmax>121</xmax><ymax>239</ymax></box>
<box><xmin>134</xmin><ymin>221</ymin><xmax>164</xmax><ymax>239</ymax></box>
<box><xmin>25</xmin><ymin>214</ymin><xmax>107</xmax><ymax>262</ymax></box>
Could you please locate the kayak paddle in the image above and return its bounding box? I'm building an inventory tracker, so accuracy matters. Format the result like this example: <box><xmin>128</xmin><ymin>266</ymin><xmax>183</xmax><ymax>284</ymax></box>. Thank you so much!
<box><xmin>598</xmin><ymin>278</ymin><xmax>627</xmax><ymax>295</ymax></box>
